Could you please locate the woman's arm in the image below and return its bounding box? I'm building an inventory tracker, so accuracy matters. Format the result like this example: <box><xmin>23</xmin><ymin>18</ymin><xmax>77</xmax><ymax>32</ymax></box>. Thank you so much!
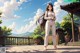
<box><xmin>44</xmin><ymin>11</ymin><xmax>52</xmax><ymax>20</ymax></box>
<box><xmin>53</xmin><ymin>12</ymin><xmax>56</xmax><ymax>21</ymax></box>
<box><xmin>44</xmin><ymin>11</ymin><xmax>56</xmax><ymax>20</ymax></box>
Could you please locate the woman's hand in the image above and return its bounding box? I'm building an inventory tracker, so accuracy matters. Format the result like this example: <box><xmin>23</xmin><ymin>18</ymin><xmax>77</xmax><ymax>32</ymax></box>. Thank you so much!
<box><xmin>51</xmin><ymin>17</ymin><xmax>56</xmax><ymax>21</ymax></box>
<box><xmin>50</xmin><ymin>14</ymin><xmax>54</xmax><ymax>17</ymax></box>
<box><xmin>53</xmin><ymin>17</ymin><xmax>56</xmax><ymax>21</ymax></box>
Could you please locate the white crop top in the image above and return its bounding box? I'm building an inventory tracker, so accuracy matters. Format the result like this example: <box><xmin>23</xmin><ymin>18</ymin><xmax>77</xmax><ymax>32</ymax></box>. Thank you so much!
<box><xmin>44</xmin><ymin>11</ymin><xmax>55</xmax><ymax>20</ymax></box>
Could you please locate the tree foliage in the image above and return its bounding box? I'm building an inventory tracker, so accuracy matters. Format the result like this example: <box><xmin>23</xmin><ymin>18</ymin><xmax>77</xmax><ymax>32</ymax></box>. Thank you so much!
<box><xmin>55</xmin><ymin>22</ymin><xmax>60</xmax><ymax>28</ymax></box>
<box><xmin>60</xmin><ymin>14</ymin><xmax>79</xmax><ymax>41</ymax></box>
<box><xmin>0</xmin><ymin>26</ymin><xmax>12</xmax><ymax>36</ymax></box>
<box><xmin>0</xmin><ymin>20</ymin><xmax>2</xmax><ymax>24</ymax></box>
<box><xmin>33</xmin><ymin>26</ymin><xmax>45</xmax><ymax>36</ymax></box>
<box><xmin>0</xmin><ymin>12</ymin><xmax>12</xmax><ymax>36</ymax></box>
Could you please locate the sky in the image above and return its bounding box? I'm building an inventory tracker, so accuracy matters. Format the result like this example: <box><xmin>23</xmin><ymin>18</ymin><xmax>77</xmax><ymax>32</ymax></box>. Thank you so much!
<box><xmin>0</xmin><ymin>0</ymin><xmax>71</xmax><ymax>34</ymax></box>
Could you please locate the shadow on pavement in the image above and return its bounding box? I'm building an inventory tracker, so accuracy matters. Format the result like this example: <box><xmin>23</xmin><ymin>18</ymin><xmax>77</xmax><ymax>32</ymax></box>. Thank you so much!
<box><xmin>6</xmin><ymin>50</ymin><xmax>56</xmax><ymax>53</ymax></box>
<box><xmin>6</xmin><ymin>47</ymin><xmax>80</xmax><ymax>53</ymax></box>
<box><xmin>47</xmin><ymin>48</ymin><xmax>80</xmax><ymax>50</ymax></box>
<box><xmin>62</xmin><ymin>51</ymin><xmax>80</xmax><ymax>53</ymax></box>
<box><xmin>6</xmin><ymin>51</ymin><xmax>80</xmax><ymax>53</ymax></box>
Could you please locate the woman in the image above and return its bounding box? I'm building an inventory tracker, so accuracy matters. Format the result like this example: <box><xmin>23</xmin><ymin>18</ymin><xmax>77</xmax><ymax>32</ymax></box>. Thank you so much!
<box><xmin>44</xmin><ymin>3</ymin><xmax>57</xmax><ymax>50</ymax></box>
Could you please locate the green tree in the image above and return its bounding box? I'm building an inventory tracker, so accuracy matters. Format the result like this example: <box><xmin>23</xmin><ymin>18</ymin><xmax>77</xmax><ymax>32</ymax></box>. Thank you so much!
<box><xmin>60</xmin><ymin>14</ymin><xmax>79</xmax><ymax>41</ymax></box>
<box><xmin>73</xmin><ymin>15</ymin><xmax>80</xmax><ymax>25</ymax></box>
<box><xmin>0</xmin><ymin>12</ymin><xmax>12</xmax><ymax>36</ymax></box>
<box><xmin>0</xmin><ymin>12</ymin><xmax>3</xmax><ymax>36</ymax></box>
<box><xmin>62</xmin><ymin>14</ymin><xmax>80</xmax><ymax>25</ymax></box>
<box><xmin>55</xmin><ymin>22</ymin><xmax>60</xmax><ymax>28</ymax></box>
<box><xmin>0</xmin><ymin>20</ymin><xmax>2</xmax><ymax>24</ymax></box>
<box><xmin>1</xmin><ymin>26</ymin><xmax>12</xmax><ymax>36</ymax></box>
<box><xmin>0</xmin><ymin>12</ymin><xmax>2</xmax><ymax>17</ymax></box>
<box><xmin>33</xmin><ymin>34</ymin><xmax>44</xmax><ymax>45</ymax></box>
<box><xmin>33</xmin><ymin>26</ymin><xmax>45</xmax><ymax>36</ymax></box>
<box><xmin>0</xmin><ymin>12</ymin><xmax>2</xmax><ymax>24</ymax></box>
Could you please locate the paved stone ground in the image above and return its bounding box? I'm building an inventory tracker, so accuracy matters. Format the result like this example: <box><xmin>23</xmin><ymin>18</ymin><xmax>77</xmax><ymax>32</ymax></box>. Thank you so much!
<box><xmin>0</xmin><ymin>45</ymin><xmax>80</xmax><ymax>53</ymax></box>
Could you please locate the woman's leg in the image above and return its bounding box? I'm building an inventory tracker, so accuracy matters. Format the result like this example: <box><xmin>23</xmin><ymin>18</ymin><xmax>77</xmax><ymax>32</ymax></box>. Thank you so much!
<box><xmin>44</xmin><ymin>22</ymin><xmax>50</xmax><ymax>47</ymax></box>
<box><xmin>52</xmin><ymin>22</ymin><xmax>57</xmax><ymax>49</ymax></box>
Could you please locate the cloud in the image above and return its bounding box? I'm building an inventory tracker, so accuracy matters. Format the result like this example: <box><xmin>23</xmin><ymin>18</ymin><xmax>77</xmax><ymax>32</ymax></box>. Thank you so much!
<box><xmin>53</xmin><ymin>0</ymin><xmax>71</xmax><ymax>23</ymax></box>
<box><xmin>19</xmin><ymin>7</ymin><xmax>23</xmax><ymax>10</ymax></box>
<box><xmin>19</xmin><ymin>0</ymin><xmax>27</xmax><ymax>4</ymax></box>
<box><xmin>8</xmin><ymin>22</ymin><xmax>16</xmax><ymax>30</ymax></box>
<box><xmin>0</xmin><ymin>0</ymin><xmax>28</xmax><ymax>19</ymax></box>
<box><xmin>0</xmin><ymin>0</ymin><xmax>9</xmax><ymax>3</ymax></box>
<box><xmin>43</xmin><ymin>0</ymin><xmax>52</xmax><ymax>6</ymax></box>
<box><xmin>34</xmin><ymin>8</ymin><xmax>44</xmax><ymax>21</ymax></box>
<box><xmin>23</xmin><ymin>17</ymin><xmax>33</xmax><ymax>22</ymax></box>
<box><xmin>15</xmin><ymin>8</ymin><xmax>44</xmax><ymax>34</ymax></box>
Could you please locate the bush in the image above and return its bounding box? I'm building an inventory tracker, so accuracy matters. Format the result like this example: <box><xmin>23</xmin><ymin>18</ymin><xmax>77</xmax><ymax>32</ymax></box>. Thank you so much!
<box><xmin>33</xmin><ymin>35</ymin><xmax>44</xmax><ymax>45</ymax></box>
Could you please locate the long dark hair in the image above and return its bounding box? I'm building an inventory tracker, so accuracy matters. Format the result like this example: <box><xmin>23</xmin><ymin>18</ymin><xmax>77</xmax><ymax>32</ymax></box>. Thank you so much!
<box><xmin>36</xmin><ymin>13</ymin><xmax>46</xmax><ymax>30</ymax></box>
<box><xmin>37</xmin><ymin>3</ymin><xmax>54</xmax><ymax>30</ymax></box>
<box><xmin>46</xmin><ymin>3</ymin><xmax>53</xmax><ymax>12</ymax></box>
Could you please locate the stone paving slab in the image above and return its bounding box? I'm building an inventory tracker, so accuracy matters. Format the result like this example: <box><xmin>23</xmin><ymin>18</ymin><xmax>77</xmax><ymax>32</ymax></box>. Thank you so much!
<box><xmin>0</xmin><ymin>45</ymin><xmax>80</xmax><ymax>53</ymax></box>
